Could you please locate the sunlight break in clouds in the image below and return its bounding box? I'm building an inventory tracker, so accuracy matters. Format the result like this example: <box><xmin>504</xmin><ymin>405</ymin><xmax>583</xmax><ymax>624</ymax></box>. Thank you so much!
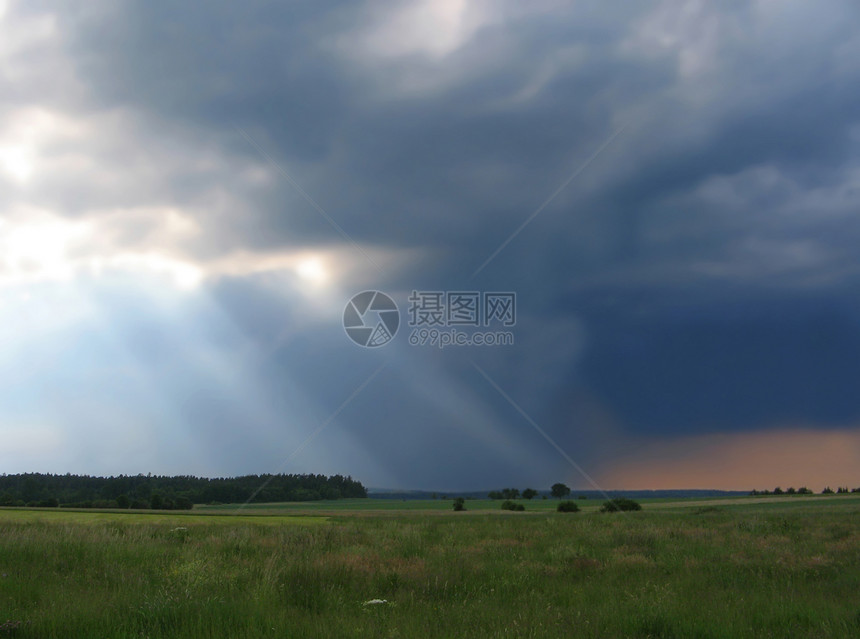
<box><xmin>599</xmin><ymin>427</ymin><xmax>860</xmax><ymax>491</ymax></box>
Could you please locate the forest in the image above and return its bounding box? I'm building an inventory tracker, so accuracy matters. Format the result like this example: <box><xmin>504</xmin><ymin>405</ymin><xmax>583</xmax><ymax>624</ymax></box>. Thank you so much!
<box><xmin>0</xmin><ymin>472</ymin><xmax>367</xmax><ymax>509</ymax></box>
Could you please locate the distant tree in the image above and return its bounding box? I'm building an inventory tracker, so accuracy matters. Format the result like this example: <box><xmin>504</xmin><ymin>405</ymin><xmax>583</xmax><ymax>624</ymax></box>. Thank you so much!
<box><xmin>797</xmin><ymin>487</ymin><xmax>812</xmax><ymax>494</ymax></box>
<box><xmin>521</xmin><ymin>488</ymin><xmax>538</xmax><ymax>500</ymax></box>
<box><xmin>773</xmin><ymin>487</ymin><xmax>783</xmax><ymax>495</ymax></box>
<box><xmin>116</xmin><ymin>494</ymin><xmax>131</xmax><ymax>509</ymax></box>
<box><xmin>501</xmin><ymin>488</ymin><xmax>520</xmax><ymax>500</ymax></box>
<box><xmin>601</xmin><ymin>498</ymin><xmax>641</xmax><ymax>513</ymax></box>
<box><xmin>488</xmin><ymin>491</ymin><xmax>503</xmax><ymax>500</ymax></box>
<box><xmin>786</xmin><ymin>487</ymin><xmax>796</xmax><ymax>495</ymax></box>
<box><xmin>174</xmin><ymin>496</ymin><xmax>193</xmax><ymax>510</ymax></box>
<box><xmin>836</xmin><ymin>486</ymin><xmax>849</xmax><ymax>494</ymax></box>
<box><xmin>0</xmin><ymin>492</ymin><xmax>13</xmax><ymax>506</ymax></box>
<box><xmin>550</xmin><ymin>483</ymin><xmax>571</xmax><ymax>499</ymax></box>
<box><xmin>822</xmin><ymin>486</ymin><xmax>835</xmax><ymax>495</ymax></box>
<box><xmin>150</xmin><ymin>493</ymin><xmax>164</xmax><ymax>510</ymax></box>
<box><xmin>557</xmin><ymin>500</ymin><xmax>579</xmax><ymax>513</ymax></box>
<box><xmin>453</xmin><ymin>497</ymin><xmax>466</xmax><ymax>512</ymax></box>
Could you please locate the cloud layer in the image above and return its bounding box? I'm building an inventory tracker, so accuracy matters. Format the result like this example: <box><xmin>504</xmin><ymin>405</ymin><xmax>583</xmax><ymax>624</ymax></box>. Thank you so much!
<box><xmin>2</xmin><ymin>0</ymin><xmax>860</xmax><ymax>490</ymax></box>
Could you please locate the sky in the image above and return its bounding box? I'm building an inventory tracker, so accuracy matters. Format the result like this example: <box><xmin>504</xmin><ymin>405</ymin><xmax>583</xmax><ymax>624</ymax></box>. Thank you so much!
<box><xmin>1</xmin><ymin>0</ymin><xmax>860</xmax><ymax>491</ymax></box>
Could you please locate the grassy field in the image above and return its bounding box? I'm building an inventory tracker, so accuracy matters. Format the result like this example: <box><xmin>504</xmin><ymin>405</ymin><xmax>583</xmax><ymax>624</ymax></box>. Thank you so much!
<box><xmin>0</xmin><ymin>497</ymin><xmax>858</xmax><ymax>638</ymax></box>
<box><xmin>196</xmin><ymin>494</ymin><xmax>858</xmax><ymax>514</ymax></box>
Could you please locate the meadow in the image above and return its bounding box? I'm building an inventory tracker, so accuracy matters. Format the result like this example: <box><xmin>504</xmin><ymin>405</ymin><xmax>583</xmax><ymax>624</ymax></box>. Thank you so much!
<box><xmin>0</xmin><ymin>496</ymin><xmax>858</xmax><ymax>638</ymax></box>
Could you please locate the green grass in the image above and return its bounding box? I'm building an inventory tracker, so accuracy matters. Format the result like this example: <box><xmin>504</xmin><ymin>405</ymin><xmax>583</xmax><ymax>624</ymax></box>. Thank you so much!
<box><xmin>194</xmin><ymin>493</ymin><xmax>860</xmax><ymax>514</ymax></box>
<box><xmin>0</xmin><ymin>508</ymin><xmax>328</xmax><ymax>526</ymax></box>
<box><xmin>0</xmin><ymin>499</ymin><xmax>858</xmax><ymax>638</ymax></box>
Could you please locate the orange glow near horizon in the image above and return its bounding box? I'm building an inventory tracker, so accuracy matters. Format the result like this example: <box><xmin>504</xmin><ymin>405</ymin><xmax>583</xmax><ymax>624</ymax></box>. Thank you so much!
<box><xmin>597</xmin><ymin>427</ymin><xmax>860</xmax><ymax>491</ymax></box>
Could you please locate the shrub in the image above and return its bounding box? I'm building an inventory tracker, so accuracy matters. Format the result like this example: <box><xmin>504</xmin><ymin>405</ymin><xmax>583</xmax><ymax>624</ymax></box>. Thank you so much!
<box><xmin>501</xmin><ymin>500</ymin><xmax>524</xmax><ymax>511</ymax></box>
<box><xmin>453</xmin><ymin>497</ymin><xmax>466</xmax><ymax>511</ymax></box>
<box><xmin>557</xmin><ymin>500</ymin><xmax>579</xmax><ymax>513</ymax></box>
<box><xmin>822</xmin><ymin>487</ymin><xmax>835</xmax><ymax>495</ymax></box>
<box><xmin>601</xmin><ymin>498</ymin><xmax>642</xmax><ymax>513</ymax></box>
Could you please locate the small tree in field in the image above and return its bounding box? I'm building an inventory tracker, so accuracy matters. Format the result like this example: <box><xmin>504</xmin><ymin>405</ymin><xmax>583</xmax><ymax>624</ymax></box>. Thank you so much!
<box><xmin>551</xmin><ymin>483</ymin><xmax>571</xmax><ymax>499</ymax></box>
<box><xmin>557</xmin><ymin>500</ymin><xmax>579</xmax><ymax>513</ymax></box>
<box><xmin>522</xmin><ymin>488</ymin><xmax>538</xmax><ymax>500</ymax></box>
<box><xmin>601</xmin><ymin>498</ymin><xmax>641</xmax><ymax>513</ymax></box>
<box><xmin>453</xmin><ymin>497</ymin><xmax>466</xmax><ymax>511</ymax></box>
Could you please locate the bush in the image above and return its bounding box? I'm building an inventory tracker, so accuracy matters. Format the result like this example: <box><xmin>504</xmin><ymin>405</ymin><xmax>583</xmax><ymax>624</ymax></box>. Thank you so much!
<box><xmin>557</xmin><ymin>500</ymin><xmax>579</xmax><ymax>513</ymax></box>
<box><xmin>501</xmin><ymin>500</ymin><xmax>524</xmax><ymax>512</ymax></box>
<box><xmin>601</xmin><ymin>498</ymin><xmax>642</xmax><ymax>513</ymax></box>
<box><xmin>453</xmin><ymin>497</ymin><xmax>466</xmax><ymax>511</ymax></box>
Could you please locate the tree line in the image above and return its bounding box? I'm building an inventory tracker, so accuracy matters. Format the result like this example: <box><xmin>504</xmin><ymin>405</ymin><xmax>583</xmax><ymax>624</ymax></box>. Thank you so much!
<box><xmin>487</xmin><ymin>483</ymin><xmax>575</xmax><ymax>500</ymax></box>
<box><xmin>750</xmin><ymin>486</ymin><xmax>859</xmax><ymax>495</ymax></box>
<box><xmin>0</xmin><ymin>472</ymin><xmax>367</xmax><ymax>509</ymax></box>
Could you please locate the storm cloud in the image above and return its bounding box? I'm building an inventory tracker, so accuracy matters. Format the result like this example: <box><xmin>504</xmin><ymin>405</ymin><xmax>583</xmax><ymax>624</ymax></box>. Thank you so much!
<box><xmin>2</xmin><ymin>0</ymin><xmax>860</xmax><ymax>490</ymax></box>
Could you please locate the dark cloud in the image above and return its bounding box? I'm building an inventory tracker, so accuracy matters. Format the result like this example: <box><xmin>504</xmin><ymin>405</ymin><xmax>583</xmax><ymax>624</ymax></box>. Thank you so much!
<box><xmin>3</xmin><ymin>0</ymin><xmax>860</xmax><ymax>487</ymax></box>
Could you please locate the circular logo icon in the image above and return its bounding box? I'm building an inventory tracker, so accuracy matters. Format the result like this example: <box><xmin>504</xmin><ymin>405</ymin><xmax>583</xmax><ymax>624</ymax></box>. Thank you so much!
<box><xmin>343</xmin><ymin>291</ymin><xmax>399</xmax><ymax>347</ymax></box>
